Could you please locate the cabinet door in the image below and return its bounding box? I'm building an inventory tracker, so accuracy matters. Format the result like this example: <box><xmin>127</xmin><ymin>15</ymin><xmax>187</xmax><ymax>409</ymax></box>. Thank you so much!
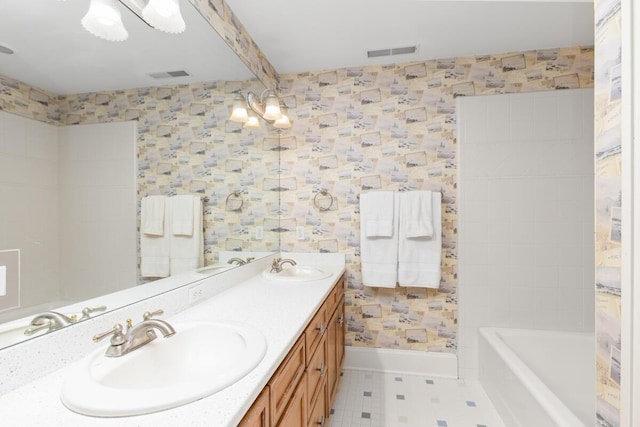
<box><xmin>277</xmin><ymin>373</ymin><xmax>308</xmax><ymax>427</ymax></box>
<box><xmin>336</xmin><ymin>297</ymin><xmax>345</xmax><ymax>371</ymax></box>
<box><xmin>326</xmin><ymin>307</ymin><xmax>338</xmax><ymax>408</ymax></box>
<box><xmin>239</xmin><ymin>386</ymin><xmax>270</xmax><ymax>427</ymax></box>
<box><xmin>269</xmin><ymin>336</ymin><xmax>306</xmax><ymax>425</ymax></box>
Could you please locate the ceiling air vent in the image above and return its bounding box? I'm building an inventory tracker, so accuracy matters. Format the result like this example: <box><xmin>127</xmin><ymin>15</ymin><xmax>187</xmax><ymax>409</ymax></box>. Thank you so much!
<box><xmin>149</xmin><ymin>70</ymin><xmax>190</xmax><ymax>79</ymax></box>
<box><xmin>367</xmin><ymin>45</ymin><xmax>418</xmax><ymax>59</ymax></box>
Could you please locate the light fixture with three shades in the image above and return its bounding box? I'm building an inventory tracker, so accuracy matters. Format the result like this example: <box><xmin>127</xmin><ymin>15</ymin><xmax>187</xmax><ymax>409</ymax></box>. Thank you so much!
<box><xmin>230</xmin><ymin>90</ymin><xmax>292</xmax><ymax>130</ymax></box>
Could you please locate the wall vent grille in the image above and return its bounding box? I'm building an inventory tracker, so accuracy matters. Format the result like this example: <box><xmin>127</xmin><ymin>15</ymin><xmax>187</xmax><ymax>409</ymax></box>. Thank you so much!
<box><xmin>149</xmin><ymin>70</ymin><xmax>190</xmax><ymax>79</ymax></box>
<box><xmin>367</xmin><ymin>45</ymin><xmax>418</xmax><ymax>58</ymax></box>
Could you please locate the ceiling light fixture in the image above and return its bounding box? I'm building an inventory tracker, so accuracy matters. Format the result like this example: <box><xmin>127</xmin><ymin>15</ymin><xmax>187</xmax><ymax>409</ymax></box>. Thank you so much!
<box><xmin>76</xmin><ymin>0</ymin><xmax>186</xmax><ymax>42</ymax></box>
<box><xmin>81</xmin><ymin>0</ymin><xmax>129</xmax><ymax>42</ymax></box>
<box><xmin>230</xmin><ymin>90</ymin><xmax>292</xmax><ymax>130</ymax></box>
<box><xmin>142</xmin><ymin>0</ymin><xmax>185</xmax><ymax>34</ymax></box>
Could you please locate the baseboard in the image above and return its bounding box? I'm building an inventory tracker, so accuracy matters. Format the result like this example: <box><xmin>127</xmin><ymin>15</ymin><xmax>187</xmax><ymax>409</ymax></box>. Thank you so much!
<box><xmin>343</xmin><ymin>346</ymin><xmax>458</xmax><ymax>378</ymax></box>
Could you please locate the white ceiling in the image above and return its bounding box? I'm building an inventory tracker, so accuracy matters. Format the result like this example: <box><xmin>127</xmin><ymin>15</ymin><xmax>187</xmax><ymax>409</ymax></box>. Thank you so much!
<box><xmin>225</xmin><ymin>0</ymin><xmax>594</xmax><ymax>75</ymax></box>
<box><xmin>0</xmin><ymin>0</ymin><xmax>254</xmax><ymax>95</ymax></box>
<box><xmin>0</xmin><ymin>0</ymin><xmax>594</xmax><ymax>95</ymax></box>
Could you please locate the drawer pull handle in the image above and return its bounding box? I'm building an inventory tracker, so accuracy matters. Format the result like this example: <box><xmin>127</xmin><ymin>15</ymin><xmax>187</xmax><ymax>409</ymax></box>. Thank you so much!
<box><xmin>317</xmin><ymin>415</ymin><xmax>325</xmax><ymax>426</ymax></box>
<box><xmin>317</xmin><ymin>362</ymin><xmax>326</xmax><ymax>376</ymax></box>
<box><xmin>316</xmin><ymin>323</ymin><xmax>324</xmax><ymax>334</ymax></box>
<box><xmin>338</xmin><ymin>313</ymin><xmax>344</xmax><ymax>326</ymax></box>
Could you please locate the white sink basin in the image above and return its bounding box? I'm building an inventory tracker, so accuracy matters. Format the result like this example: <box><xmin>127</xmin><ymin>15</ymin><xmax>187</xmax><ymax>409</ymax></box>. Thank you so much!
<box><xmin>61</xmin><ymin>321</ymin><xmax>266</xmax><ymax>417</ymax></box>
<box><xmin>262</xmin><ymin>266</ymin><xmax>331</xmax><ymax>282</ymax></box>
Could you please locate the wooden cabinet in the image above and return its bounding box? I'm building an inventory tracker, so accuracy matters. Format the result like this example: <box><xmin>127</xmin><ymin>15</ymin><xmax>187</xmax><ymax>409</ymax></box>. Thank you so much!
<box><xmin>269</xmin><ymin>337</ymin><xmax>306</xmax><ymax>425</ymax></box>
<box><xmin>244</xmin><ymin>274</ymin><xmax>345</xmax><ymax>427</ymax></box>
<box><xmin>277</xmin><ymin>373</ymin><xmax>308</xmax><ymax>427</ymax></box>
<box><xmin>239</xmin><ymin>387</ymin><xmax>270</xmax><ymax>427</ymax></box>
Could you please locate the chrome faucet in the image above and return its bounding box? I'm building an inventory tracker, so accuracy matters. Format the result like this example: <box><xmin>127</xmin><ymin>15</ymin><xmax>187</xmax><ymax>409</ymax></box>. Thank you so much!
<box><xmin>270</xmin><ymin>257</ymin><xmax>297</xmax><ymax>274</ymax></box>
<box><xmin>227</xmin><ymin>256</ymin><xmax>255</xmax><ymax>266</ymax></box>
<box><xmin>93</xmin><ymin>309</ymin><xmax>176</xmax><ymax>357</ymax></box>
<box><xmin>24</xmin><ymin>311</ymin><xmax>77</xmax><ymax>336</ymax></box>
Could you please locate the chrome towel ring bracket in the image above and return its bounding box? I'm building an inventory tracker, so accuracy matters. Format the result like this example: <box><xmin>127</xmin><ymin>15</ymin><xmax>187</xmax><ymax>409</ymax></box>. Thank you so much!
<box><xmin>225</xmin><ymin>191</ymin><xmax>244</xmax><ymax>211</ymax></box>
<box><xmin>314</xmin><ymin>189</ymin><xmax>334</xmax><ymax>211</ymax></box>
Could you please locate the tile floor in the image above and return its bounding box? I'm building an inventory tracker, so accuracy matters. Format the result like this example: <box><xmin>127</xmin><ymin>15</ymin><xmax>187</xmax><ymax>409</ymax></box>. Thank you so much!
<box><xmin>327</xmin><ymin>370</ymin><xmax>506</xmax><ymax>427</ymax></box>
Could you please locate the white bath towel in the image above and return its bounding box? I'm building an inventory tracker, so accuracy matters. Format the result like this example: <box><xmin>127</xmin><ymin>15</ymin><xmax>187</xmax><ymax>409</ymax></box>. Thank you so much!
<box><xmin>398</xmin><ymin>191</ymin><xmax>442</xmax><ymax>288</ymax></box>
<box><xmin>361</xmin><ymin>191</ymin><xmax>395</xmax><ymax>237</ymax></box>
<box><xmin>360</xmin><ymin>191</ymin><xmax>398</xmax><ymax>288</ymax></box>
<box><xmin>140</xmin><ymin>197</ymin><xmax>170</xmax><ymax>277</ymax></box>
<box><xmin>141</xmin><ymin>195</ymin><xmax>165</xmax><ymax>236</ymax></box>
<box><xmin>170</xmin><ymin>197</ymin><xmax>204</xmax><ymax>275</ymax></box>
<box><xmin>401</xmin><ymin>191</ymin><xmax>434</xmax><ymax>238</ymax></box>
<box><xmin>172</xmin><ymin>195</ymin><xmax>195</xmax><ymax>236</ymax></box>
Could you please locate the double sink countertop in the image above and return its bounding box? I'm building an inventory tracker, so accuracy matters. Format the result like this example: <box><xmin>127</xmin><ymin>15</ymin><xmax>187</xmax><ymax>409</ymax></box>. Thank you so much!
<box><xmin>0</xmin><ymin>254</ymin><xmax>345</xmax><ymax>426</ymax></box>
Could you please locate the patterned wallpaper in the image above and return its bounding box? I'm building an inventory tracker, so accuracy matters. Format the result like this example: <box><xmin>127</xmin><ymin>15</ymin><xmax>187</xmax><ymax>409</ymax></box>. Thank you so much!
<box><xmin>277</xmin><ymin>46</ymin><xmax>594</xmax><ymax>352</ymax></box>
<box><xmin>0</xmin><ymin>75</ymin><xmax>281</xmax><ymax>270</ymax></box>
<box><xmin>594</xmin><ymin>0</ymin><xmax>622</xmax><ymax>425</ymax></box>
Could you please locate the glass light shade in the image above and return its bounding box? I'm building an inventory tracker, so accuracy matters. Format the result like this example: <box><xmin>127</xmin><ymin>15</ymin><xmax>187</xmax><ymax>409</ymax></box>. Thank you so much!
<box><xmin>273</xmin><ymin>110</ymin><xmax>292</xmax><ymax>129</ymax></box>
<box><xmin>262</xmin><ymin>92</ymin><xmax>282</xmax><ymax>121</ymax></box>
<box><xmin>230</xmin><ymin>96</ymin><xmax>249</xmax><ymax>123</ymax></box>
<box><xmin>81</xmin><ymin>0</ymin><xmax>128</xmax><ymax>42</ymax></box>
<box><xmin>244</xmin><ymin>113</ymin><xmax>260</xmax><ymax>129</ymax></box>
<box><xmin>142</xmin><ymin>0</ymin><xmax>186</xmax><ymax>34</ymax></box>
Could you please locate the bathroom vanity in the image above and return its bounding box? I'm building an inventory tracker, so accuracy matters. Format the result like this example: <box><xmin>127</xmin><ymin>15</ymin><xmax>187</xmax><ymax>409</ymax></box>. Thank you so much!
<box><xmin>0</xmin><ymin>253</ymin><xmax>346</xmax><ymax>426</ymax></box>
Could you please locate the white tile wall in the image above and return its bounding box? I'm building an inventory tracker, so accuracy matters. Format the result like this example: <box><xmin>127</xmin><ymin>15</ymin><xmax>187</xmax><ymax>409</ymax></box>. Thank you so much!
<box><xmin>457</xmin><ymin>89</ymin><xmax>595</xmax><ymax>380</ymax></box>
<box><xmin>0</xmin><ymin>111</ymin><xmax>60</xmax><ymax>308</ymax></box>
<box><xmin>0</xmin><ymin>115</ymin><xmax>137</xmax><ymax>314</ymax></box>
<box><xmin>58</xmin><ymin>122</ymin><xmax>137</xmax><ymax>301</ymax></box>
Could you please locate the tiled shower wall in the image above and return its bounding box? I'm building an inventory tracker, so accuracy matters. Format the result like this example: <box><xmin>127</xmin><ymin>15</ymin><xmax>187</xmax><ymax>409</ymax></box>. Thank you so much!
<box><xmin>277</xmin><ymin>47</ymin><xmax>594</xmax><ymax>353</ymax></box>
<box><xmin>0</xmin><ymin>111</ymin><xmax>60</xmax><ymax>309</ymax></box>
<box><xmin>457</xmin><ymin>89</ymin><xmax>595</xmax><ymax>380</ymax></box>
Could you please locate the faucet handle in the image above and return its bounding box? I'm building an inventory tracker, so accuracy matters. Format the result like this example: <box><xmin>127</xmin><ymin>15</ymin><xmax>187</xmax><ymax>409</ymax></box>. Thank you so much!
<box><xmin>80</xmin><ymin>305</ymin><xmax>107</xmax><ymax>320</ymax></box>
<box><xmin>93</xmin><ymin>323</ymin><xmax>125</xmax><ymax>346</ymax></box>
<box><xmin>143</xmin><ymin>309</ymin><xmax>164</xmax><ymax>320</ymax></box>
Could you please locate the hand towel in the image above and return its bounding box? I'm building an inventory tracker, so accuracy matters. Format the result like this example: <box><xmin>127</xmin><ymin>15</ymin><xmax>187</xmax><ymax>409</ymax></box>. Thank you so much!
<box><xmin>402</xmin><ymin>191</ymin><xmax>434</xmax><ymax>238</ymax></box>
<box><xmin>141</xmin><ymin>197</ymin><xmax>170</xmax><ymax>277</ymax></box>
<box><xmin>170</xmin><ymin>197</ymin><xmax>204</xmax><ymax>275</ymax></box>
<box><xmin>360</xmin><ymin>191</ymin><xmax>398</xmax><ymax>288</ymax></box>
<box><xmin>398</xmin><ymin>191</ymin><xmax>442</xmax><ymax>288</ymax></box>
<box><xmin>172</xmin><ymin>195</ymin><xmax>195</xmax><ymax>236</ymax></box>
<box><xmin>361</xmin><ymin>191</ymin><xmax>395</xmax><ymax>237</ymax></box>
<box><xmin>141</xmin><ymin>195</ymin><xmax>165</xmax><ymax>236</ymax></box>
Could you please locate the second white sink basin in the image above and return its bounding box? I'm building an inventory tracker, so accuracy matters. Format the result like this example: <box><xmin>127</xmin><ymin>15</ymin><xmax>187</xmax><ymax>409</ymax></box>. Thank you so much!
<box><xmin>262</xmin><ymin>266</ymin><xmax>331</xmax><ymax>282</ymax></box>
<box><xmin>61</xmin><ymin>320</ymin><xmax>266</xmax><ymax>417</ymax></box>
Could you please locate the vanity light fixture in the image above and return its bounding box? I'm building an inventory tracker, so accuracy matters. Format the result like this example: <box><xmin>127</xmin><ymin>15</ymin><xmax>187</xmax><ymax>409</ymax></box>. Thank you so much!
<box><xmin>230</xmin><ymin>89</ymin><xmax>292</xmax><ymax>130</ymax></box>
<box><xmin>77</xmin><ymin>0</ymin><xmax>186</xmax><ymax>42</ymax></box>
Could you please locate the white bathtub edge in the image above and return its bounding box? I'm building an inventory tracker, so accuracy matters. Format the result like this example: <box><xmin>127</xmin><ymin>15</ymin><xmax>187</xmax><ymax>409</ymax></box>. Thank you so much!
<box><xmin>479</xmin><ymin>327</ymin><xmax>586</xmax><ymax>427</ymax></box>
<box><xmin>343</xmin><ymin>346</ymin><xmax>458</xmax><ymax>378</ymax></box>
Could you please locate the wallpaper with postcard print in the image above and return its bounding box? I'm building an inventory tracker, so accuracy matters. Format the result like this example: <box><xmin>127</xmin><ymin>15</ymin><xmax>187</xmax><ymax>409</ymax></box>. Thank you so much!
<box><xmin>277</xmin><ymin>46</ymin><xmax>594</xmax><ymax>353</ymax></box>
<box><xmin>594</xmin><ymin>0</ymin><xmax>622</xmax><ymax>425</ymax></box>
<box><xmin>0</xmin><ymin>76</ymin><xmax>281</xmax><ymax>273</ymax></box>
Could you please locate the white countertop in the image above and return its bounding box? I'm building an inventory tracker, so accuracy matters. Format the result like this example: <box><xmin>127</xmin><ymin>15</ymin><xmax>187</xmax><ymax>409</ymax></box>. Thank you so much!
<box><xmin>0</xmin><ymin>255</ymin><xmax>345</xmax><ymax>426</ymax></box>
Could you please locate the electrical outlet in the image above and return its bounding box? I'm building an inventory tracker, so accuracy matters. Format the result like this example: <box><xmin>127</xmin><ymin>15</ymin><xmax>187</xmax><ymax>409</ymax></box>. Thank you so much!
<box><xmin>188</xmin><ymin>283</ymin><xmax>206</xmax><ymax>304</ymax></box>
<box><xmin>255</xmin><ymin>226</ymin><xmax>264</xmax><ymax>240</ymax></box>
<box><xmin>296</xmin><ymin>226</ymin><xmax>305</xmax><ymax>240</ymax></box>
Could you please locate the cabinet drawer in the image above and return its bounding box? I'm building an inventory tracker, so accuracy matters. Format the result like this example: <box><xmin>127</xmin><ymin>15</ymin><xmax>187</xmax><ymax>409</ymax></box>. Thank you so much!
<box><xmin>307</xmin><ymin>378</ymin><xmax>327</xmax><ymax>427</ymax></box>
<box><xmin>277</xmin><ymin>372</ymin><xmax>308</xmax><ymax>427</ymax></box>
<box><xmin>326</xmin><ymin>277</ymin><xmax>345</xmax><ymax>316</ymax></box>
<box><xmin>306</xmin><ymin>333</ymin><xmax>327</xmax><ymax>408</ymax></box>
<box><xmin>269</xmin><ymin>336</ymin><xmax>306</xmax><ymax>425</ymax></box>
<box><xmin>304</xmin><ymin>305</ymin><xmax>326</xmax><ymax>365</ymax></box>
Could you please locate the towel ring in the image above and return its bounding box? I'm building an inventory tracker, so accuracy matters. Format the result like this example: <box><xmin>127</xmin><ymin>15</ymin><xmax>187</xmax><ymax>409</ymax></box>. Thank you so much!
<box><xmin>225</xmin><ymin>191</ymin><xmax>244</xmax><ymax>211</ymax></box>
<box><xmin>314</xmin><ymin>189</ymin><xmax>334</xmax><ymax>211</ymax></box>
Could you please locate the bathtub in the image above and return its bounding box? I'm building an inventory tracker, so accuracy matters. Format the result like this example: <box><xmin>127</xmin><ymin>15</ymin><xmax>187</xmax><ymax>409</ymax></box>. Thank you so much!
<box><xmin>479</xmin><ymin>327</ymin><xmax>594</xmax><ymax>427</ymax></box>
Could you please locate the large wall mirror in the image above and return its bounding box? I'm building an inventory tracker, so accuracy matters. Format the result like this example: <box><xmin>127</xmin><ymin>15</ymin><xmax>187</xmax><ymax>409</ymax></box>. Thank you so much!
<box><xmin>0</xmin><ymin>0</ymin><xmax>280</xmax><ymax>348</ymax></box>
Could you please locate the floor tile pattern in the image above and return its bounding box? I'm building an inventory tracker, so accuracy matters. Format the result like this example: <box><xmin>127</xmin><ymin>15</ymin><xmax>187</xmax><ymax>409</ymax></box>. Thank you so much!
<box><xmin>327</xmin><ymin>370</ymin><xmax>506</xmax><ymax>427</ymax></box>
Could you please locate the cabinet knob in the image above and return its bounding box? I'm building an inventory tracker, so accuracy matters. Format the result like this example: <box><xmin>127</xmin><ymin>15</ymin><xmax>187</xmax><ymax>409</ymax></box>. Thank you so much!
<box><xmin>316</xmin><ymin>323</ymin><xmax>324</xmax><ymax>334</ymax></box>
<box><xmin>316</xmin><ymin>415</ymin><xmax>325</xmax><ymax>426</ymax></box>
<box><xmin>338</xmin><ymin>313</ymin><xmax>344</xmax><ymax>326</ymax></box>
<box><xmin>317</xmin><ymin>362</ymin><xmax>326</xmax><ymax>376</ymax></box>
